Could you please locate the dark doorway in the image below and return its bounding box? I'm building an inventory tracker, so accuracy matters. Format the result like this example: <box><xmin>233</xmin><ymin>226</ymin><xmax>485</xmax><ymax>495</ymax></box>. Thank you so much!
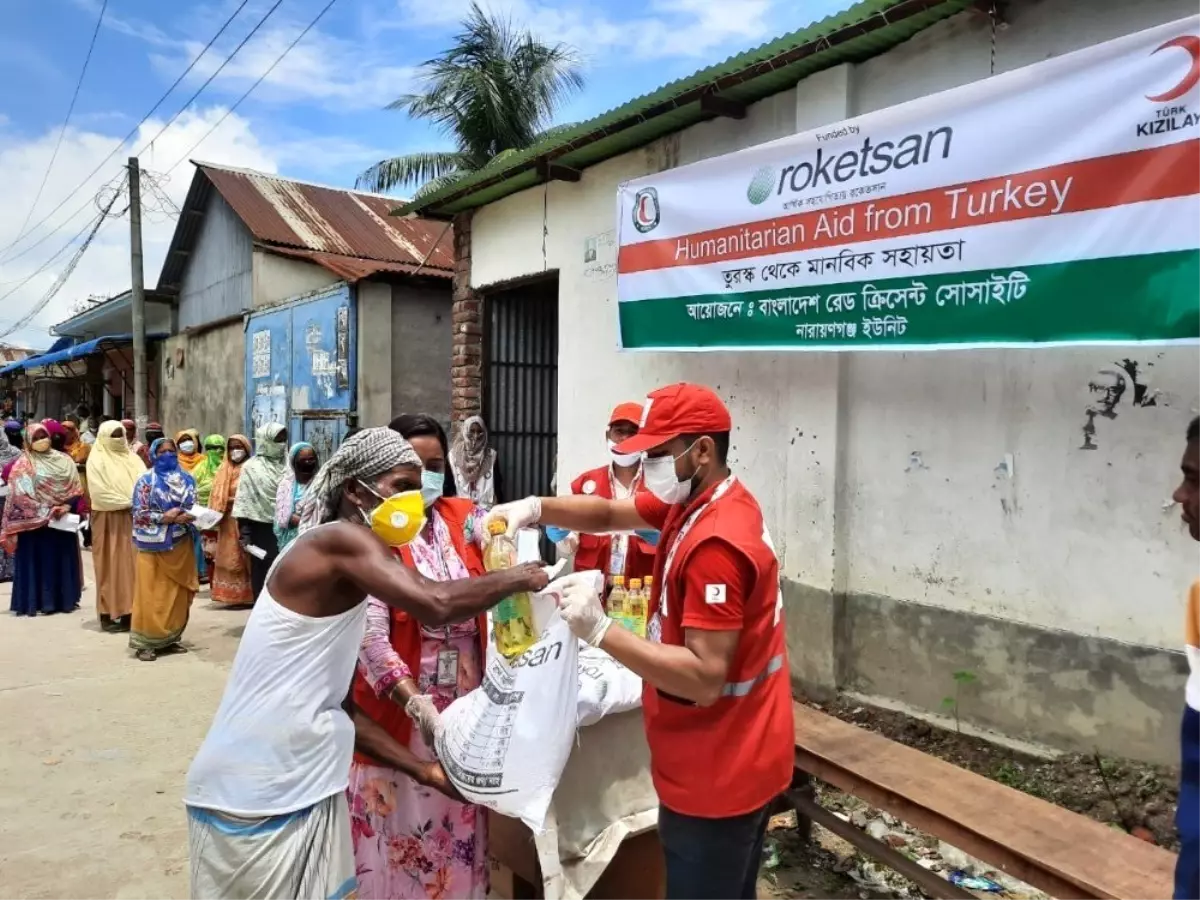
<box><xmin>483</xmin><ymin>277</ymin><xmax>558</xmax><ymax>556</ymax></box>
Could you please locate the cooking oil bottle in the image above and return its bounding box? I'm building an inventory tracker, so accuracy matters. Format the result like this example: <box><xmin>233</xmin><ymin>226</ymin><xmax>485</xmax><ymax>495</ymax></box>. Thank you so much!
<box><xmin>607</xmin><ymin>575</ymin><xmax>627</xmax><ymax>620</ymax></box>
<box><xmin>485</xmin><ymin>518</ymin><xmax>536</xmax><ymax>659</ymax></box>
<box><xmin>632</xmin><ymin>576</ymin><xmax>651</xmax><ymax>637</ymax></box>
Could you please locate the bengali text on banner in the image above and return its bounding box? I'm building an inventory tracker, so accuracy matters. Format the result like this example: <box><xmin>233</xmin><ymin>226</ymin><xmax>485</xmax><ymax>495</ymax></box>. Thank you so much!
<box><xmin>614</xmin><ymin>16</ymin><xmax>1200</xmax><ymax>351</ymax></box>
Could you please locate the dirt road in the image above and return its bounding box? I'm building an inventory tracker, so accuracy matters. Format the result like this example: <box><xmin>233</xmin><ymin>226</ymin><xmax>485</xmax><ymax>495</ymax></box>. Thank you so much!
<box><xmin>0</xmin><ymin>556</ymin><xmax>249</xmax><ymax>899</ymax></box>
<box><xmin>0</xmin><ymin>556</ymin><xmax>884</xmax><ymax>900</ymax></box>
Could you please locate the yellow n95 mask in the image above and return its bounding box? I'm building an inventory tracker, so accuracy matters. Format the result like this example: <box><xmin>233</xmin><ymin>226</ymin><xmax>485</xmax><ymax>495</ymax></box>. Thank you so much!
<box><xmin>357</xmin><ymin>480</ymin><xmax>426</xmax><ymax>547</ymax></box>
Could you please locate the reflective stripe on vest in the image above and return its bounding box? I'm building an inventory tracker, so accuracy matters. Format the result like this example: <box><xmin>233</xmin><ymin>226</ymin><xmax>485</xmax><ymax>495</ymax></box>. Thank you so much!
<box><xmin>720</xmin><ymin>653</ymin><xmax>784</xmax><ymax>698</ymax></box>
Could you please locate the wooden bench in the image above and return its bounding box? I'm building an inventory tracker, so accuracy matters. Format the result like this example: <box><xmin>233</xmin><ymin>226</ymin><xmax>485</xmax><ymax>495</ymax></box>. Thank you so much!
<box><xmin>790</xmin><ymin>702</ymin><xmax>1178</xmax><ymax>899</ymax></box>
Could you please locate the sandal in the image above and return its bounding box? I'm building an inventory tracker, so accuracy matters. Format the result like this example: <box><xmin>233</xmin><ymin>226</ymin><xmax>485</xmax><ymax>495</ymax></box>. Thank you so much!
<box><xmin>162</xmin><ymin>643</ymin><xmax>189</xmax><ymax>655</ymax></box>
<box><xmin>136</xmin><ymin>649</ymin><xmax>157</xmax><ymax>662</ymax></box>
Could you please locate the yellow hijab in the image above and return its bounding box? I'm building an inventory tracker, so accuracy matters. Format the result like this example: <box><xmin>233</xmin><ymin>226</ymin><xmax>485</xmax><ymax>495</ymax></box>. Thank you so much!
<box><xmin>86</xmin><ymin>420</ymin><xmax>147</xmax><ymax>511</ymax></box>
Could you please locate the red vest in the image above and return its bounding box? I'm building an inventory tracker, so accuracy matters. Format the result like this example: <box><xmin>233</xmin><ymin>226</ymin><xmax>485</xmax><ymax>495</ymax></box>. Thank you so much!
<box><xmin>351</xmin><ymin>497</ymin><xmax>487</xmax><ymax>763</ymax></box>
<box><xmin>570</xmin><ymin>464</ymin><xmax>656</xmax><ymax>581</ymax></box>
<box><xmin>643</xmin><ymin>479</ymin><xmax>793</xmax><ymax>818</ymax></box>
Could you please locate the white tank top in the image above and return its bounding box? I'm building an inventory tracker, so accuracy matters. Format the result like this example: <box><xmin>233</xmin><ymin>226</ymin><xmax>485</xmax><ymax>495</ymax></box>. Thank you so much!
<box><xmin>184</xmin><ymin>533</ymin><xmax>369</xmax><ymax>816</ymax></box>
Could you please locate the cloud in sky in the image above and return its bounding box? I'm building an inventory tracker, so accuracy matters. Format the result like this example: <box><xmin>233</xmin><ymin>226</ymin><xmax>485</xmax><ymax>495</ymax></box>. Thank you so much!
<box><xmin>393</xmin><ymin>0</ymin><xmax>776</xmax><ymax>61</ymax></box>
<box><xmin>0</xmin><ymin>108</ymin><xmax>277</xmax><ymax>350</ymax></box>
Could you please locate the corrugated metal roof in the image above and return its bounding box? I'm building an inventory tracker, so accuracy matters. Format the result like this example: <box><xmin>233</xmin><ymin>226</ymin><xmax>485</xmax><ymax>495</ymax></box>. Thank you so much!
<box><xmin>261</xmin><ymin>246</ymin><xmax>453</xmax><ymax>282</ymax></box>
<box><xmin>398</xmin><ymin>0</ymin><xmax>972</xmax><ymax>217</ymax></box>
<box><xmin>157</xmin><ymin>164</ymin><xmax>453</xmax><ymax>294</ymax></box>
<box><xmin>200</xmin><ymin>163</ymin><xmax>454</xmax><ymax>268</ymax></box>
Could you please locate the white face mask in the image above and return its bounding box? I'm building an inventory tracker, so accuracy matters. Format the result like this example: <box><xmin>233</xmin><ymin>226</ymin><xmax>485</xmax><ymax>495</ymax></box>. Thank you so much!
<box><xmin>178</xmin><ymin>440</ymin><xmax>196</xmax><ymax>454</ymax></box>
<box><xmin>230</xmin><ymin>449</ymin><xmax>247</xmax><ymax>463</ymax></box>
<box><xmin>608</xmin><ymin>440</ymin><xmax>641</xmax><ymax>468</ymax></box>
<box><xmin>642</xmin><ymin>443</ymin><xmax>696</xmax><ymax>505</ymax></box>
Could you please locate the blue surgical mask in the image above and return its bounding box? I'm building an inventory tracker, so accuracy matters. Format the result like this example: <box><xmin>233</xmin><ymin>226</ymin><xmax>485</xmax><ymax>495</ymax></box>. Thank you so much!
<box><xmin>421</xmin><ymin>470</ymin><xmax>445</xmax><ymax>508</ymax></box>
<box><xmin>154</xmin><ymin>452</ymin><xmax>178</xmax><ymax>474</ymax></box>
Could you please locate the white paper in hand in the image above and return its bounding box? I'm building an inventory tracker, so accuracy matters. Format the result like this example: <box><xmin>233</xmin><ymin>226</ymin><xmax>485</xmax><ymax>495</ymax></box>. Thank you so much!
<box><xmin>188</xmin><ymin>504</ymin><xmax>223</xmax><ymax>531</ymax></box>
<box><xmin>245</xmin><ymin>544</ymin><xmax>268</xmax><ymax>560</ymax></box>
<box><xmin>48</xmin><ymin>513</ymin><xmax>83</xmax><ymax>533</ymax></box>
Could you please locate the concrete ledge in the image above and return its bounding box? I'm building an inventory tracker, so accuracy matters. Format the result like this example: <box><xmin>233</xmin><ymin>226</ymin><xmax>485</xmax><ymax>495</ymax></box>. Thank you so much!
<box><xmin>782</xmin><ymin>579</ymin><xmax>1187</xmax><ymax>765</ymax></box>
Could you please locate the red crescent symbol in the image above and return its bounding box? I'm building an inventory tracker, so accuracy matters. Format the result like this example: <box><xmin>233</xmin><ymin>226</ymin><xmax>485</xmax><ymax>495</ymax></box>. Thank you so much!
<box><xmin>1146</xmin><ymin>34</ymin><xmax>1200</xmax><ymax>103</ymax></box>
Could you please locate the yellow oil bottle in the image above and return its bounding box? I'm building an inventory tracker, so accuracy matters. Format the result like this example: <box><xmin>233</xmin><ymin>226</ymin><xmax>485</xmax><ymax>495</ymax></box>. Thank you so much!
<box><xmin>632</xmin><ymin>576</ymin><xmax>651</xmax><ymax>637</ymax></box>
<box><xmin>607</xmin><ymin>575</ymin><xmax>627</xmax><ymax>620</ymax></box>
<box><xmin>484</xmin><ymin>518</ymin><xmax>536</xmax><ymax>659</ymax></box>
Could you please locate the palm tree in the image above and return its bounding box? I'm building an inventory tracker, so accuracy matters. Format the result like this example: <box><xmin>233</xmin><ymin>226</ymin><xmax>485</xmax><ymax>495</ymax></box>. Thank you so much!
<box><xmin>356</xmin><ymin>4</ymin><xmax>584</xmax><ymax>197</ymax></box>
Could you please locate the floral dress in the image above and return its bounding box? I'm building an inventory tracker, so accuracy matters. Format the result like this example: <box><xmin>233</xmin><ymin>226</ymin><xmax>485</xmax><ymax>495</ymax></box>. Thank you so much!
<box><xmin>349</xmin><ymin>506</ymin><xmax>489</xmax><ymax>900</ymax></box>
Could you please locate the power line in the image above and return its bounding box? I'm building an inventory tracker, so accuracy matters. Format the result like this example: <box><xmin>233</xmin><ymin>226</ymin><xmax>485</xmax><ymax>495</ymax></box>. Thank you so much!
<box><xmin>0</xmin><ymin>169</ymin><xmax>126</xmax><ymax>267</ymax></box>
<box><xmin>165</xmin><ymin>0</ymin><xmax>343</xmax><ymax>177</ymax></box>
<box><xmin>0</xmin><ymin>0</ymin><xmax>255</xmax><ymax>262</ymax></box>
<box><xmin>0</xmin><ymin>190</ymin><xmax>125</xmax><ymax>340</ymax></box>
<box><xmin>14</xmin><ymin>0</ymin><xmax>108</xmax><ymax>241</ymax></box>
<box><xmin>133</xmin><ymin>0</ymin><xmax>287</xmax><ymax>160</ymax></box>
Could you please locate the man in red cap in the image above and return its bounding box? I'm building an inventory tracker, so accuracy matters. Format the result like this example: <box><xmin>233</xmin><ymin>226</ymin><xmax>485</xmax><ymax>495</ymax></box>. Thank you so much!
<box><xmin>556</xmin><ymin>401</ymin><xmax>656</xmax><ymax>588</ymax></box>
<box><xmin>485</xmin><ymin>382</ymin><xmax>793</xmax><ymax>900</ymax></box>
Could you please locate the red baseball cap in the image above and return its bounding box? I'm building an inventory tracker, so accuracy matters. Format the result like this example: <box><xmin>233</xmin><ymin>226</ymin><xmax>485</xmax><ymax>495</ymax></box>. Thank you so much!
<box><xmin>608</xmin><ymin>402</ymin><xmax>644</xmax><ymax>427</ymax></box>
<box><xmin>614</xmin><ymin>383</ymin><xmax>731</xmax><ymax>454</ymax></box>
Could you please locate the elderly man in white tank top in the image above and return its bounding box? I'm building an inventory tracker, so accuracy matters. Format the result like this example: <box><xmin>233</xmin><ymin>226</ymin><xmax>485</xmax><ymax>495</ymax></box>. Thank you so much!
<box><xmin>185</xmin><ymin>428</ymin><xmax>550</xmax><ymax>900</ymax></box>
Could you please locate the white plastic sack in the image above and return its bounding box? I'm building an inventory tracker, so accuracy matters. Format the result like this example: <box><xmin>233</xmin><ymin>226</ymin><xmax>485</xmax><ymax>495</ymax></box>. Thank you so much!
<box><xmin>577</xmin><ymin>645</ymin><xmax>642</xmax><ymax>727</ymax></box>
<box><xmin>435</xmin><ymin>575</ymin><xmax>600</xmax><ymax>833</ymax></box>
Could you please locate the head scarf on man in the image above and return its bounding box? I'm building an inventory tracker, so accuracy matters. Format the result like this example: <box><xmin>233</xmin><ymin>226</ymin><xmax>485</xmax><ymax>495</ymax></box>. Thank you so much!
<box><xmin>191</xmin><ymin>434</ymin><xmax>226</xmax><ymax>507</ymax></box>
<box><xmin>86</xmin><ymin>420</ymin><xmax>146</xmax><ymax>512</ymax></box>
<box><xmin>449</xmin><ymin>415</ymin><xmax>494</xmax><ymax>485</ymax></box>
<box><xmin>0</xmin><ymin>423</ymin><xmax>82</xmax><ymax>538</ymax></box>
<box><xmin>175</xmin><ymin>429</ymin><xmax>203</xmax><ymax>473</ymax></box>
<box><xmin>210</xmin><ymin>434</ymin><xmax>249</xmax><ymax>514</ymax></box>
<box><xmin>298</xmin><ymin>427</ymin><xmax>420</xmax><ymax>532</ymax></box>
<box><xmin>231</xmin><ymin>423</ymin><xmax>287</xmax><ymax>523</ymax></box>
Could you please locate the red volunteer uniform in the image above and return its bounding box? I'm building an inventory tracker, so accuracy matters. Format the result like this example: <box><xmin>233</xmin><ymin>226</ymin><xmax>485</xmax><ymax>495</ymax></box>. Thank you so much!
<box><xmin>569</xmin><ymin>465</ymin><xmax>655</xmax><ymax>581</ymax></box>
<box><xmin>617</xmin><ymin>382</ymin><xmax>794</xmax><ymax>819</ymax></box>
<box><xmin>634</xmin><ymin>485</ymin><xmax>792</xmax><ymax>817</ymax></box>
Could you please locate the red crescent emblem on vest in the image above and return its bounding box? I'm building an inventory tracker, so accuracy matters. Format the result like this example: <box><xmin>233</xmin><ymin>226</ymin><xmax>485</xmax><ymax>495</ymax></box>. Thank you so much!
<box><xmin>582</xmin><ymin>479</ymin><xmax>596</xmax><ymax>495</ymax></box>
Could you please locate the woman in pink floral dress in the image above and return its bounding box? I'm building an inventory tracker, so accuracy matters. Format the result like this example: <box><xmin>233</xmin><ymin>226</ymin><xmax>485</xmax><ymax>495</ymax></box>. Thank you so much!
<box><xmin>349</xmin><ymin>414</ymin><xmax>490</xmax><ymax>900</ymax></box>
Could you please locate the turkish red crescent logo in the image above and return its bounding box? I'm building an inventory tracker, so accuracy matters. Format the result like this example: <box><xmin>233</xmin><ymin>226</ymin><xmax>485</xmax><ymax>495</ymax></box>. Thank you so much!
<box><xmin>1146</xmin><ymin>34</ymin><xmax>1200</xmax><ymax>102</ymax></box>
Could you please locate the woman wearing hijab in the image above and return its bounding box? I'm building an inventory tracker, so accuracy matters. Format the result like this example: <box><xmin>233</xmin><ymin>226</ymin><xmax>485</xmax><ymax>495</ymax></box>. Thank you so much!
<box><xmin>63</xmin><ymin>420</ymin><xmax>93</xmax><ymax>548</ymax></box>
<box><xmin>448</xmin><ymin>415</ymin><xmax>502</xmax><ymax>508</ymax></box>
<box><xmin>173</xmin><ymin>429</ymin><xmax>207</xmax><ymax>582</ymax></box>
<box><xmin>0</xmin><ymin>425</ymin><xmax>21</xmax><ymax>583</ymax></box>
<box><xmin>2</xmin><ymin>420</ymin><xmax>23</xmax><ymax>482</ymax></box>
<box><xmin>175</xmin><ymin>429</ymin><xmax>204</xmax><ymax>474</ymax></box>
<box><xmin>191</xmin><ymin>434</ymin><xmax>225</xmax><ymax>579</ymax></box>
<box><xmin>231</xmin><ymin>422</ymin><xmax>287</xmax><ymax>599</ymax></box>
<box><xmin>349</xmin><ymin>413</ymin><xmax>491</xmax><ymax>899</ymax></box>
<box><xmin>209</xmin><ymin>434</ymin><xmax>253</xmax><ymax>607</ymax></box>
<box><xmin>130</xmin><ymin>437</ymin><xmax>199</xmax><ymax>661</ymax></box>
<box><xmin>1</xmin><ymin>422</ymin><xmax>84</xmax><ymax>615</ymax></box>
<box><xmin>272</xmin><ymin>442</ymin><xmax>318</xmax><ymax>551</ymax></box>
<box><xmin>86</xmin><ymin>421</ymin><xmax>144</xmax><ymax>632</ymax></box>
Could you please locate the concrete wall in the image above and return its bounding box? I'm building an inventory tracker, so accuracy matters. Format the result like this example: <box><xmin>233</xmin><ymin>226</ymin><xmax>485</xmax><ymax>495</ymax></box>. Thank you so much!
<box><xmin>390</xmin><ymin>282</ymin><xmax>453</xmax><ymax>426</ymax></box>
<box><xmin>252</xmin><ymin>249</ymin><xmax>342</xmax><ymax>309</ymax></box>
<box><xmin>466</xmin><ymin>0</ymin><xmax>1200</xmax><ymax>763</ymax></box>
<box><xmin>357</xmin><ymin>281</ymin><xmax>393</xmax><ymax>428</ymax></box>
<box><xmin>178</xmin><ymin>194</ymin><xmax>252</xmax><ymax>330</ymax></box>
<box><xmin>159</xmin><ymin>321</ymin><xmax>245</xmax><ymax>438</ymax></box>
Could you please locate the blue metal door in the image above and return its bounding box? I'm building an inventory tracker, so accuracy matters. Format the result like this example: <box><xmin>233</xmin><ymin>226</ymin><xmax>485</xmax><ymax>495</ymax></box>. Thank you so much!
<box><xmin>245</xmin><ymin>284</ymin><xmax>356</xmax><ymax>451</ymax></box>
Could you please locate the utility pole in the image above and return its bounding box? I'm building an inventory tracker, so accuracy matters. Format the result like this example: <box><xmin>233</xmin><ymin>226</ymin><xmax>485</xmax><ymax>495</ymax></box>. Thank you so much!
<box><xmin>128</xmin><ymin>157</ymin><xmax>147</xmax><ymax>435</ymax></box>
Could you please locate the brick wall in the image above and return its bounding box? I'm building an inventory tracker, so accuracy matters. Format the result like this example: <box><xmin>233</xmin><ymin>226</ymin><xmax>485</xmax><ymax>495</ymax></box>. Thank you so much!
<box><xmin>450</xmin><ymin>210</ymin><xmax>483</xmax><ymax>425</ymax></box>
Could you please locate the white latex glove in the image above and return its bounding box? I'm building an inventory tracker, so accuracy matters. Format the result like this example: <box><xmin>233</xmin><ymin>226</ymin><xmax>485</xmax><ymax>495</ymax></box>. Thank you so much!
<box><xmin>483</xmin><ymin>497</ymin><xmax>542</xmax><ymax>541</ymax></box>
<box><xmin>558</xmin><ymin>575</ymin><xmax>611</xmax><ymax>647</ymax></box>
<box><xmin>404</xmin><ymin>694</ymin><xmax>443</xmax><ymax>748</ymax></box>
<box><xmin>542</xmin><ymin>558</ymin><xmax>568</xmax><ymax>582</ymax></box>
<box><xmin>557</xmin><ymin>531</ymin><xmax>580</xmax><ymax>556</ymax></box>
